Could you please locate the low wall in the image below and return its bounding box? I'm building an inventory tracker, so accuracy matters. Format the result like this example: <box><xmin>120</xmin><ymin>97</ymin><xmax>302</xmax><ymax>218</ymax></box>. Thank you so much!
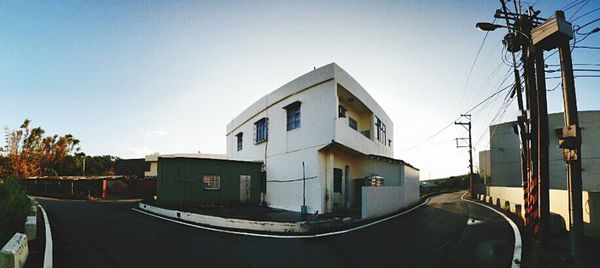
<box><xmin>138</xmin><ymin>203</ymin><xmax>306</xmax><ymax>233</ymax></box>
<box><xmin>0</xmin><ymin>233</ymin><xmax>28</xmax><ymax>268</ymax></box>
<box><xmin>362</xmin><ymin>186</ymin><xmax>414</xmax><ymax>219</ymax></box>
<box><xmin>486</xmin><ymin>186</ymin><xmax>600</xmax><ymax>238</ymax></box>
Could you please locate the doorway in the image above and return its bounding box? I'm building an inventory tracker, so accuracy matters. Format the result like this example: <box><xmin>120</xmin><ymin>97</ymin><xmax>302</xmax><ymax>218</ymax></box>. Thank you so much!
<box><xmin>240</xmin><ymin>175</ymin><xmax>251</xmax><ymax>203</ymax></box>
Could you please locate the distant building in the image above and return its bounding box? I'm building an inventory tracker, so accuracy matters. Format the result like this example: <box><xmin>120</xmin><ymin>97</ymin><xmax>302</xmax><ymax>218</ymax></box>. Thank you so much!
<box><xmin>480</xmin><ymin>111</ymin><xmax>600</xmax><ymax>238</ymax></box>
<box><xmin>114</xmin><ymin>158</ymin><xmax>149</xmax><ymax>178</ymax></box>
<box><xmin>226</xmin><ymin>63</ymin><xmax>419</xmax><ymax>216</ymax></box>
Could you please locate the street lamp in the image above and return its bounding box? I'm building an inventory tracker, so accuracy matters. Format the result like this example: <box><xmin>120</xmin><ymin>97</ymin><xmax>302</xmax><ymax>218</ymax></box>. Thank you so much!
<box><xmin>475</xmin><ymin>22</ymin><xmax>506</xmax><ymax>32</ymax></box>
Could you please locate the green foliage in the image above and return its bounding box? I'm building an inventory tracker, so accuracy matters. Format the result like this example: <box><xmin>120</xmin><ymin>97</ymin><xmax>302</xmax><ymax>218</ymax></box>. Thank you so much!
<box><xmin>427</xmin><ymin>174</ymin><xmax>470</xmax><ymax>191</ymax></box>
<box><xmin>0</xmin><ymin>177</ymin><xmax>32</xmax><ymax>245</ymax></box>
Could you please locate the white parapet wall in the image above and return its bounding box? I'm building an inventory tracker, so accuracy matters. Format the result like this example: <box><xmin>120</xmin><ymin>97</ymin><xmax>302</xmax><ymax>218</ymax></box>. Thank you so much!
<box><xmin>487</xmin><ymin>186</ymin><xmax>599</xmax><ymax>238</ymax></box>
<box><xmin>24</xmin><ymin>216</ymin><xmax>37</xmax><ymax>241</ymax></box>
<box><xmin>138</xmin><ymin>203</ymin><xmax>306</xmax><ymax>233</ymax></box>
<box><xmin>0</xmin><ymin>233</ymin><xmax>29</xmax><ymax>268</ymax></box>
<box><xmin>362</xmin><ymin>186</ymin><xmax>412</xmax><ymax>219</ymax></box>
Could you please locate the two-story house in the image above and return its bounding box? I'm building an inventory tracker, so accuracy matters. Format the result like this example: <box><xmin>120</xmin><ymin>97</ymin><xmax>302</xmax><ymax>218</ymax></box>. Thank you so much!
<box><xmin>226</xmin><ymin>63</ymin><xmax>419</xmax><ymax>215</ymax></box>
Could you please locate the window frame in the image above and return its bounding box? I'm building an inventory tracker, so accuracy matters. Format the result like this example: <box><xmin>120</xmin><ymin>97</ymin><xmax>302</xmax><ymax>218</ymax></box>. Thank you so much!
<box><xmin>236</xmin><ymin>132</ymin><xmax>243</xmax><ymax>151</ymax></box>
<box><xmin>203</xmin><ymin>174</ymin><xmax>221</xmax><ymax>190</ymax></box>
<box><xmin>348</xmin><ymin>117</ymin><xmax>358</xmax><ymax>131</ymax></box>
<box><xmin>284</xmin><ymin>101</ymin><xmax>301</xmax><ymax>131</ymax></box>
<box><xmin>254</xmin><ymin>118</ymin><xmax>269</xmax><ymax>144</ymax></box>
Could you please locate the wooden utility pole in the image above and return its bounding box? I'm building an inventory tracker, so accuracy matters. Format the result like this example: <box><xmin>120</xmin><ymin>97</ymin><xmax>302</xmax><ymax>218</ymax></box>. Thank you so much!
<box><xmin>455</xmin><ymin>114</ymin><xmax>474</xmax><ymax>195</ymax></box>
<box><xmin>535</xmin><ymin>46</ymin><xmax>550</xmax><ymax>244</ymax></box>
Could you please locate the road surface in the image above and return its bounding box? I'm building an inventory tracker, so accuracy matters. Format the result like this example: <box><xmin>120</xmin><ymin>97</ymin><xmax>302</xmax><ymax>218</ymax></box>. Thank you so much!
<box><xmin>38</xmin><ymin>192</ymin><xmax>515</xmax><ymax>268</ymax></box>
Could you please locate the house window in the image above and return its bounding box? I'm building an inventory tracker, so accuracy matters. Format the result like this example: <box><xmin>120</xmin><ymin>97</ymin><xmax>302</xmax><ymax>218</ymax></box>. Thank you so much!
<box><xmin>338</xmin><ymin>105</ymin><xmax>347</xmax><ymax>118</ymax></box>
<box><xmin>236</xmin><ymin>132</ymin><xmax>243</xmax><ymax>151</ymax></box>
<box><xmin>375</xmin><ymin>117</ymin><xmax>386</xmax><ymax>144</ymax></box>
<box><xmin>203</xmin><ymin>175</ymin><xmax>221</xmax><ymax>190</ymax></box>
<box><xmin>349</xmin><ymin>117</ymin><xmax>358</xmax><ymax>131</ymax></box>
<box><xmin>388</xmin><ymin>139</ymin><xmax>392</xmax><ymax>147</ymax></box>
<box><xmin>254</xmin><ymin>118</ymin><xmax>268</xmax><ymax>144</ymax></box>
<box><xmin>284</xmin><ymin>101</ymin><xmax>301</xmax><ymax>131</ymax></box>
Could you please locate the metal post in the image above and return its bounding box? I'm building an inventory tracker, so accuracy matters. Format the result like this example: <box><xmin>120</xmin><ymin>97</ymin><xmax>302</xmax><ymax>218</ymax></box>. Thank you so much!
<box><xmin>556</xmin><ymin>10</ymin><xmax>583</xmax><ymax>259</ymax></box>
<box><xmin>301</xmin><ymin>161</ymin><xmax>307</xmax><ymax>214</ymax></box>
<box><xmin>535</xmin><ymin>46</ymin><xmax>550</xmax><ymax>245</ymax></box>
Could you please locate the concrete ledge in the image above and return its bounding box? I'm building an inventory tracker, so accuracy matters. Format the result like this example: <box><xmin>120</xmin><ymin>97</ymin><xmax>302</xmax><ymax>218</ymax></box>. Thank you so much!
<box><xmin>139</xmin><ymin>203</ymin><xmax>307</xmax><ymax>233</ymax></box>
<box><xmin>0</xmin><ymin>233</ymin><xmax>29</xmax><ymax>268</ymax></box>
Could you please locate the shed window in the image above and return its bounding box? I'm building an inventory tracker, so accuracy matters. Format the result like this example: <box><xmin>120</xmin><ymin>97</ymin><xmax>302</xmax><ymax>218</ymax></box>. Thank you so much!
<box><xmin>236</xmin><ymin>132</ymin><xmax>243</xmax><ymax>151</ymax></box>
<box><xmin>284</xmin><ymin>101</ymin><xmax>301</xmax><ymax>131</ymax></box>
<box><xmin>203</xmin><ymin>175</ymin><xmax>221</xmax><ymax>190</ymax></box>
<box><xmin>254</xmin><ymin>118</ymin><xmax>268</xmax><ymax>144</ymax></box>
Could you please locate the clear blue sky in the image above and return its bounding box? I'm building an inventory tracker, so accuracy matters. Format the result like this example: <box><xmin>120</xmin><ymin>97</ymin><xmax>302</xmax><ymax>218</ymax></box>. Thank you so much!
<box><xmin>1</xmin><ymin>0</ymin><xmax>599</xmax><ymax>179</ymax></box>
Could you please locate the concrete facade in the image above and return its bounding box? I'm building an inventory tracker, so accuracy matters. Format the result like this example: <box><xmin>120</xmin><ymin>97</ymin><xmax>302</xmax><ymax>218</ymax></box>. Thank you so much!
<box><xmin>226</xmin><ymin>63</ymin><xmax>419</xmax><ymax>214</ymax></box>
<box><xmin>480</xmin><ymin>111</ymin><xmax>600</xmax><ymax>237</ymax></box>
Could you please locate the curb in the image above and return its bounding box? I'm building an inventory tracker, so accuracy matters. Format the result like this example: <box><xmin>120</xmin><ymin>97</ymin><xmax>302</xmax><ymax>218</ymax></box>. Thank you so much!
<box><xmin>461</xmin><ymin>192</ymin><xmax>522</xmax><ymax>268</ymax></box>
<box><xmin>135</xmin><ymin>198</ymin><xmax>431</xmax><ymax>238</ymax></box>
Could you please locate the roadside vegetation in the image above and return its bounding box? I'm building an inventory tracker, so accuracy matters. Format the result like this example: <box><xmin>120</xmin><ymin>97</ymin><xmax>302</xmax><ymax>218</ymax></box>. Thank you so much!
<box><xmin>0</xmin><ymin>177</ymin><xmax>32</xmax><ymax>246</ymax></box>
<box><xmin>0</xmin><ymin>119</ymin><xmax>118</xmax><ymax>178</ymax></box>
<box><xmin>420</xmin><ymin>174</ymin><xmax>471</xmax><ymax>197</ymax></box>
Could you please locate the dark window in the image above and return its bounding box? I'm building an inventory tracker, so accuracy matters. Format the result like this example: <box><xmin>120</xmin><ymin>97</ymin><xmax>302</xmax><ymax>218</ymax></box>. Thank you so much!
<box><xmin>254</xmin><ymin>118</ymin><xmax>268</xmax><ymax>144</ymax></box>
<box><xmin>203</xmin><ymin>175</ymin><xmax>221</xmax><ymax>190</ymax></box>
<box><xmin>284</xmin><ymin>102</ymin><xmax>301</xmax><ymax>131</ymax></box>
<box><xmin>334</xmin><ymin>168</ymin><xmax>343</xmax><ymax>193</ymax></box>
<box><xmin>236</xmin><ymin>132</ymin><xmax>243</xmax><ymax>151</ymax></box>
<box><xmin>375</xmin><ymin>117</ymin><xmax>386</xmax><ymax>143</ymax></box>
<box><xmin>349</xmin><ymin>117</ymin><xmax>357</xmax><ymax>130</ymax></box>
<box><xmin>388</xmin><ymin>139</ymin><xmax>392</xmax><ymax>147</ymax></box>
<box><xmin>338</xmin><ymin>105</ymin><xmax>347</xmax><ymax>118</ymax></box>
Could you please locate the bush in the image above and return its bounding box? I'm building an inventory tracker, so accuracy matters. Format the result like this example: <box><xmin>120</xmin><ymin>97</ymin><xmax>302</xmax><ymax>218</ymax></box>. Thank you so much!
<box><xmin>0</xmin><ymin>177</ymin><xmax>32</xmax><ymax>246</ymax></box>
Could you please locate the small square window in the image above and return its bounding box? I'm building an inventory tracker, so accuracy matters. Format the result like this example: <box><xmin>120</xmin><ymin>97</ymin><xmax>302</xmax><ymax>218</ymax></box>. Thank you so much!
<box><xmin>203</xmin><ymin>175</ymin><xmax>221</xmax><ymax>190</ymax></box>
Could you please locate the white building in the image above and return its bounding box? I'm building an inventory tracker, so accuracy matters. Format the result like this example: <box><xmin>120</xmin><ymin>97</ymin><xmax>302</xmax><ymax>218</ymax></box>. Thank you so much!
<box><xmin>226</xmin><ymin>63</ymin><xmax>419</xmax><ymax>216</ymax></box>
<box><xmin>481</xmin><ymin>111</ymin><xmax>600</xmax><ymax>237</ymax></box>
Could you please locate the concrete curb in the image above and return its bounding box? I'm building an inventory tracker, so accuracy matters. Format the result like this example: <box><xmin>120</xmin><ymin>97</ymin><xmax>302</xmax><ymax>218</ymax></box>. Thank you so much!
<box><xmin>0</xmin><ymin>233</ymin><xmax>28</xmax><ymax>268</ymax></box>
<box><xmin>136</xmin><ymin>198</ymin><xmax>430</xmax><ymax>238</ymax></box>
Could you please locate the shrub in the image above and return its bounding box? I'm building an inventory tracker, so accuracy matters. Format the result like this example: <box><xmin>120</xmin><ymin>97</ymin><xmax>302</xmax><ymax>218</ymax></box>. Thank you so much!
<box><xmin>0</xmin><ymin>178</ymin><xmax>32</xmax><ymax>246</ymax></box>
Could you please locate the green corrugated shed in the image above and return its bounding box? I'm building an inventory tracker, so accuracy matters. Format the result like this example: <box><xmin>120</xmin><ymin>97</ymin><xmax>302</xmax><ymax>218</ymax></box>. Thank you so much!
<box><xmin>157</xmin><ymin>157</ymin><xmax>263</xmax><ymax>206</ymax></box>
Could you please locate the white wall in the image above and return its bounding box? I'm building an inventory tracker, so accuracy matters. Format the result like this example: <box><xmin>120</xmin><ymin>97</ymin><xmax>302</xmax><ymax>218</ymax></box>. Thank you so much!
<box><xmin>362</xmin><ymin>186</ymin><xmax>407</xmax><ymax>219</ymax></box>
<box><xmin>486</xmin><ymin>186</ymin><xmax>599</xmax><ymax>237</ymax></box>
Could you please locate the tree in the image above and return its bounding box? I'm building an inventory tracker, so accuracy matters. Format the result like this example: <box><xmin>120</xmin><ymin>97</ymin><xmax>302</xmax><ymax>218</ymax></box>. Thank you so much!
<box><xmin>1</xmin><ymin>119</ymin><xmax>80</xmax><ymax>178</ymax></box>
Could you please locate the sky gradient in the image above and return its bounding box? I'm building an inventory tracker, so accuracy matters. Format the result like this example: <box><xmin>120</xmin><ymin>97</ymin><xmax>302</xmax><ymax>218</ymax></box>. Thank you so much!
<box><xmin>1</xmin><ymin>0</ymin><xmax>599</xmax><ymax>179</ymax></box>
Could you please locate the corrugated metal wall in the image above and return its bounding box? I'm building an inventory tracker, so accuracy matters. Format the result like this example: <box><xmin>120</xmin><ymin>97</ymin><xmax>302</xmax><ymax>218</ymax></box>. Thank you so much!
<box><xmin>157</xmin><ymin>158</ymin><xmax>262</xmax><ymax>206</ymax></box>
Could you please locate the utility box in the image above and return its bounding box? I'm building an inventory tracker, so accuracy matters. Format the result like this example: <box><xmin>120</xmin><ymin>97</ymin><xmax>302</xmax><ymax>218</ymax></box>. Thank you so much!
<box><xmin>532</xmin><ymin>11</ymin><xmax>573</xmax><ymax>51</ymax></box>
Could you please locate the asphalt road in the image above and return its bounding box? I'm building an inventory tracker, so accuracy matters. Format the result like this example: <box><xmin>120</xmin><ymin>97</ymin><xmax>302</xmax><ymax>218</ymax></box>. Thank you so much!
<box><xmin>37</xmin><ymin>192</ymin><xmax>515</xmax><ymax>268</ymax></box>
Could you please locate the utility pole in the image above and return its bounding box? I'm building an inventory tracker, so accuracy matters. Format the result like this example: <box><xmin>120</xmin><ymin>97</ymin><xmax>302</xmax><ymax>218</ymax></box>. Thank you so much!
<box><xmin>531</xmin><ymin>9</ymin><xmax>583</xmax><ymax>259</ymax></box>
<box><xmin>534</xmin><ymin>41</ymin><xmax>550</xmax><ymax>245</ymax></box>
<box><xmin>455</xmin><ymin>114</ymin><xmax>474</xmax><ymax>195</ymax></box>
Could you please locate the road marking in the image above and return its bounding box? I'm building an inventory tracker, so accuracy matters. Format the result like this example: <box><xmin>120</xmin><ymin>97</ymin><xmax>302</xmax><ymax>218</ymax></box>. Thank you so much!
<box><xmin>132</xmin><ymin>197</ymin><xmax>431</xmax><ymax>239</ymax></box>
<box><xmin>460</xmin><ymin>192</ymin><xmax>522</xmax><ymax>268</ymax></box>
<box><xmin>38</xmin><ymin>204</ymin><xmax>53</xmax><ymax>268</ymax></box>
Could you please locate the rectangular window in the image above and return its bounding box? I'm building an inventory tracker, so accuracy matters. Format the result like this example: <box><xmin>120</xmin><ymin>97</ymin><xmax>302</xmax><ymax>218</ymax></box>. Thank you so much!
<box><xmin>376</xmin><ymin>117</ymin><xmax>386</xmax><ymax>144</ymax></box>
<box><xmin>338</xmin><ymin>105</ymin><xmax>347</xmax><ymax>118</ymax></box>
<box><xmin>236</xmin><ymin>132</ymin><xmax>243</xmax><ymax>151</ymax></box>
<box><xmin>284</xmin><ymin>101</ymin><xmax>301</xmax><ymax>131</ymax></box>
<box><xmin>333</xmin><ymin>168</ymin><xmax>343</xmax><ymax>193</ymax></box>
<box><xmin>254</xmin><ymin>118</ymin><xmax>268</xmax><ymax>144</ymax></box>
<box><xmin>348</xmin><ymin>117</ymin><xmax>357</xmax><ymax>131</ymax></box>
<box><xmin>203</xmin><ymin>175</ymin><xmax>221</xmax><ymax>190</ymax></box>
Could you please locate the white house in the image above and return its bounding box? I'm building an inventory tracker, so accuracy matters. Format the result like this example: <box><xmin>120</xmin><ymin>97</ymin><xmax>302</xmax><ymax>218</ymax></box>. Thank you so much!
<box><xmin>226</xmin><ymin>63</ymin><xmax>419</xmax><ymax>216</ymax></box>
<box><xmin>480</xmin><ymin>111</ymin><xmax>600</xmax><ymax>238</ymax></box>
